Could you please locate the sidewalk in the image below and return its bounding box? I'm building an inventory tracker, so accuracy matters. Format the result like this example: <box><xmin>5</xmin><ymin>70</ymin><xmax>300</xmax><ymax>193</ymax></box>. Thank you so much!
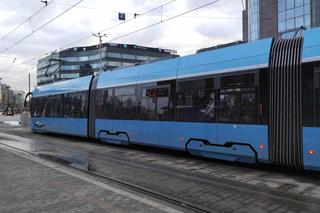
<box><xmin>0</xmin><ymin>147</ymin><xmax>182</xmax><ymax>213</ymax></box>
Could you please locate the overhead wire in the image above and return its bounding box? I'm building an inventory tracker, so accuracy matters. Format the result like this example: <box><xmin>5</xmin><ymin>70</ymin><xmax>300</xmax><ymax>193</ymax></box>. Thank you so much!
<box><xmin>9</xmin><ymin>0</ymin><xmax>222</xmax><ymax>78</ymax></box>
<box><xmin>0</xmin><ymin>0</ymin><xmax>54</xmax><ymax>42</ymax></box>
<box><xmin>0</xmin><ymin>0</ymin><xmax>85</xmax><ymax>54</ymax></box>
<box><xmin>0</xmin><ymin>58</ymin><xmax>16</xmax><ymax>76</ymax></box>
<box><xmin>8</xmin><ymin>0</ymin><xmax>178</xmax><ymax>73</ymax></box>
<box><xmin>59</xmin><ymin>0</ymin><xmax>177</xmax><ymax>50</ymax></box>
<box><xmin>51</xmin><ymin>1</ymin><xmax>120</xmax><ymax>13</ymax></box>
<box><xmin>108</xmin><ymin>0</ymin><xmax>221</xmax><ymax>42</ymax></box>
<box><xmin>51</xmin><ymin>1</ymin><xmax>238</xmax><ymax>20</ymax></box>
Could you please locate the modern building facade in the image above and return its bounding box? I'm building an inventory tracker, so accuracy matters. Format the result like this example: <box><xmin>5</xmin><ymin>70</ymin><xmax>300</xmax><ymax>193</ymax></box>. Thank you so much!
<box><xmin>243</xmin><ymin>0</ymin><xmax>320</xmax><ymax>41</ymax></box>
<box><xmin>37</xmin><ymin>43</ymin><xmax>178</xmax><ymax>86</ymax></box>
<box><xmin>0</xmin><ymin>83</ymin><xmax>25</xmax><ymax>110</ymax></box>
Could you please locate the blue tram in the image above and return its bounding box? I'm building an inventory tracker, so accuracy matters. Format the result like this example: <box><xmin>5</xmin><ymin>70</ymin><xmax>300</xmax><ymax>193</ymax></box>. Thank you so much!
<box><xmin>30</xmin><ymin>28</ymin><xmax>320</xmax><ymax>171</ymax></box>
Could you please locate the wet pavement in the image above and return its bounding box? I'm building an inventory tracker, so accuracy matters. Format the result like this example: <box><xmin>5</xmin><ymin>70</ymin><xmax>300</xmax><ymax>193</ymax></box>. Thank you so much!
<box><xmin>1</xmin><ymin>115</ymin><xmax>320</xmax><ymax>212</ymax></box>
<box><xmin>0</xmin><ymin>147</ymin><xmax>183</xmax><ymax>213</ymax></box>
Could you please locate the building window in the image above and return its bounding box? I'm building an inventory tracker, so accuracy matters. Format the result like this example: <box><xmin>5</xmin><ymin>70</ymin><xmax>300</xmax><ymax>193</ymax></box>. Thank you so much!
<box><xmin>286</xmin><ymin>0</ymin><xmax>294</xmax><ymax>9</ymax></box>
<box><xmin>61</xmin><ymin>65</ymin><xmax>80</xmax><ymax>70</ymax></box>
<box><xmin>295</xmin><ymin>0</ymin><xmax>304</xmax><ymax>7</ymax></box>
<box><xmin>149</xmin><ymin>57</ymin><xmax>159</xmax><ymax>61</ymax></box>
<box><xmin>279</xmin><ymin>0</ymin><xmax>286</xmax><ymax>12</ymax></box>
<box><xmin>248</xmin><ymin>0</ymin><xmax>260</xmax><ymax>41</ymax></box>
<box><xmin>91</xmin><ymin>62</ymin><xmax>107</xmax><ymax>69</ymax></box>
<box><xmin>60</xmin><ymin>73</ymin><xmax>80</xmax><ymax>79</ymax></box>
<box><xmin>295</xmin><ymin>16</ymin><xmax>304</xmax><ymax>28</ymax></box>
<box><xmin>89</xmin><ymin>54</ymin><xmax>100</xmax><ymax>61</ymax></box>
<box><xmin>122</xmin><ymin>62</ymin><xmax>134</xmax><ymax>67</ymax></box>
<box><xmin>62</xmin><ymin>57</ymin><xmax>78</xmax><ymax>62</ymax></box>
<box><xmin>136</xmin><ymin>55</ymin><xmax>150</xmax><ymax>61</ymax></box>
<box><xmin>108</xmin><ymin>52</ymin><xmax>122</xmax><ymax>58</ymax></box>
<box><xmin>78</xmin><ymin>56</ymin><xmax>90</xmax><ymax>61</ymax></box>
<box><xmin>108</xmin><ymin>61</ymin><xmax>122</xmax><ymax>67</ymax></box>
<box><xmin>122</xmin><ymin>54</ymin><xmax>136</xmax><ymax>60</ymax></box>
<box><xmin>278</xmin><ymin>0</ymin><xmax>311</xmax><ymax>37</ymax></box>
<box><xmin>278</xmin><ymin>11</ymin><xmax>286</xmax><ymax>21</ymax></box>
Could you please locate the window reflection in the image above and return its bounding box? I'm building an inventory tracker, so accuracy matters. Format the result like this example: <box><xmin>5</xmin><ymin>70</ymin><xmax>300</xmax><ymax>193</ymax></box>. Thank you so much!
<box><xmin>278</xmin><ymin>0</ymin><xmax>311</xmax><ymax>36</ymax></box>
<box><xmin>141</xmin><ymin>87</ymin><xmax>170</xmax><ymax>120</ymax></box>
<box><xmin>315</xmin><ymin>64</ymin><xmax>320</xmax><ymax>126</ymax></box>
<box><xmin>31</xmin><ymin>91</ymin><xmax>88</xmax><ymax>118</ymax></box>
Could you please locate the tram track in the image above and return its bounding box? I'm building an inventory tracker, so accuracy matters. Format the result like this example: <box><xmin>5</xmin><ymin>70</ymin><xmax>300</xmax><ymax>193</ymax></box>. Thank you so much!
<box><xmin>0</xmin><ymin>141</ymin><xmax>211</xmax><ymax>213</ymax></box>
<box><xmin>1</xmin><ymin>127</ymin><xmax>320</xmax><ymax>212</ymax></box>
<box><xmin>82</xmin><ymin>150</ymin><xmax>320</xmax><ymax>207</ymax></box>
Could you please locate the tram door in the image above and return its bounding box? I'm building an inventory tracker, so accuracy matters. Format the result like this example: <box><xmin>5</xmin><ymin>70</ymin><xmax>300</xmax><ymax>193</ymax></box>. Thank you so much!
<box><xmin>139</xmin><ymin>85</ymin><xmax>171</xmax><ymax>146</ymax></box>
<box><xmin>88</xmin><ymin>75</ymin><xmax>99</xmax><ymax>138</ymax></box>
<box><xmin>268</xmin><ymin>37</ymin><xmax>304</xmax><ymax>169</ymax></box>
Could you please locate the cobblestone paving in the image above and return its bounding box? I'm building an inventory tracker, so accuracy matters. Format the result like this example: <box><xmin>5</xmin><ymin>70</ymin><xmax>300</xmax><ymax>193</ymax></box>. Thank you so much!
<box><xmin>0</xmin><ymin>149</ymin><xmax>177</xmax><ymax>213</ymax></box>
<box><xmin>1</xmin><ymin>118</ymin><xmax>320</xmax><ymax>212</ymax></box>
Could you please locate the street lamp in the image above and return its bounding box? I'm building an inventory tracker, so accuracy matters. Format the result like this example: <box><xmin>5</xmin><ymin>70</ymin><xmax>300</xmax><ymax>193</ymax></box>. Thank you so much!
<box><xmin>92</xmin><ymin>32</ymin><xmax>108</xmax><ymax>72</ymax></box>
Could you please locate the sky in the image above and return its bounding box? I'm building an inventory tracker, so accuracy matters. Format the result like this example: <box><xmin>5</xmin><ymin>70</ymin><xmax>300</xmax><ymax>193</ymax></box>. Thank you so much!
<box><xmin>0</xmin><ymin>0</ymin><xmax>243</xmax><ymax>92</ymax></box>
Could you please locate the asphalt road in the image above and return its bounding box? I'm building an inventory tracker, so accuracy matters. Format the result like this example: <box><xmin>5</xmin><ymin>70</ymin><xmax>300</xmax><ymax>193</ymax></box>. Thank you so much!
<box><xmin>1</xmin><ymin>115</ymin><xmax>320</xmax><ymax>212</ymax></box>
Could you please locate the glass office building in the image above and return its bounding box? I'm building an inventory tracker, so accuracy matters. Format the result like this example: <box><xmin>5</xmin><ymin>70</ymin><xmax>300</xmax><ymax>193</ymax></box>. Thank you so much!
<box><xmin>243</xmin><ymin>0</ymin><xmax>320</xmax><ymax>41</ymax></box>
<box><xmin>248</xmin><ymin>0</ymin><xmax>260</xmax><ymax>41</ymax></box>
<box><xmin>278</xmin><ymin>0</ymin><xmax>311</xmax><ymax>37</ymax></box>
<box><xmin>37</xmin><ymin>43</ymin><xmax>178</xmax><ymax>86</ymax></box>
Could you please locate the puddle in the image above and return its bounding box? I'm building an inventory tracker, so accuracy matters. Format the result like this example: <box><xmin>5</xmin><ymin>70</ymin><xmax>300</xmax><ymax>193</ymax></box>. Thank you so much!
<box><xmin>3</xmin><ymin>121</ymin><xmax>20</xmax><ymax>126</ymax></box>
<box><xmin>38</xmin><ymin>153</ymin><xmax>91</xmax><ymax>171</ymax></box>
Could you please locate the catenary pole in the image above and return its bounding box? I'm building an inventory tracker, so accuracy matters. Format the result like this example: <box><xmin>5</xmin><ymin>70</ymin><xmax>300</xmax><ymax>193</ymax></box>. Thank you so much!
<box><xmin>92</xmin><ymin>32</ymin><xmax>107</xmax><ymax>72</ymax></box>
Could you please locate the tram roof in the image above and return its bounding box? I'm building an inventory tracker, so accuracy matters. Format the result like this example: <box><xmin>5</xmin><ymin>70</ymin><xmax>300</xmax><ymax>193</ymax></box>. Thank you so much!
<box><xmin>33</xmin><ymin>75</ymin><xmax>92</xmax><ymax>97</ymax></box>
<box><xmin>97</xmin><ymin>37</ymin><xmax>273</xmax><ymax>89</ymax></box>
<box><xmin>33</xmin><ymin>27</ymin><xmax>320</xmax><ymax>95</ymax></box>
<box><xmin>302</xmin><ymin>27</ymin><xmax>320</xmax><ymax>62</ymax></box>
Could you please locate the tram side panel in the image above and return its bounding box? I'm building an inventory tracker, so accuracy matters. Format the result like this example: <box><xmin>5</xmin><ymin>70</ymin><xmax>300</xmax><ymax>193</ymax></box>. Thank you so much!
<box><xmin>301</xmin><ymin>62</ymin><xmax>320</xmax><ymax>171</ymax></box>
<box><xmin>30</xmin><ymin>76</ymin><xmax>92</xmax><ymax>137</ymax></box>
<box><xmin>30</xmin><ymin>91</ymin><xmax>89</xmax><ymax>137</ymax></box>
<box><xmin>301</xmin><ymin>28</ymin><xmax>320</xmax><ymax>171</ymax></box>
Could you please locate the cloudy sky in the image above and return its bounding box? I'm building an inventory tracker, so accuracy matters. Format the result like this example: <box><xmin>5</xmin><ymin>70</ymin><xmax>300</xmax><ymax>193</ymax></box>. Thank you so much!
<box><xmin>0</xmin><ymin>0</ymin><xmax>243</xmax><ymax>92</ymax></box>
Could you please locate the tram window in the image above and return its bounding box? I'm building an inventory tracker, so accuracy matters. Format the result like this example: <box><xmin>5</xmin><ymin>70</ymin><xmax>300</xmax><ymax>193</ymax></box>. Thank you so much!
<box><xmin>113</xmin><ymin>86</ymin><xmax>137</xmax><ymax>119</ymax></box>
<box><xmin>61</xmin><ymin>93</ymin><xmax>70</xmax><ymax>117</ymax></box>
<box><xmin>315</xmin><ymin>65</ymin><xmax>320</xmax><ymax>126</ymax></box>
<box><xmin>49</xmin><ymin>95</ymin><xmax>61</xmax><ymax>117</ymax></box>
<box><xmin>176</xmin><ymin>90</ymin><xmax>215</xmax><ymax>122</ymax></box>
<box><xmin>302</xmin><ymin>63</ymin><xmax>315</xmax><ymax>126</ymax></box>
<box><xmin>221</xmin><ymin>73</ymin><xmax>255</xmax><ymax>88</ymax></box>
<box><xmin>30</xmin><ymin>97</ymin><xmax>37</xmax><ymax>117</ymax></box>
<box><xmin>178</xmin><ymin>78</ymin><xmax>214</xmax><ymax>91</ymax></box>
<box><xmin>219</xmin><ymin>87</ymin><xmax>257</xmax><ymax>124</ymax></box>
<box><xmin>59</xmin><ymin>91</ymin><xmax>88</xmax><ymax>118</ymax></box>
<box><xmin>32</xmin><ymin>96</ymin><xmax>48</xmax><ymax>117</ymax></box>
<box><xmin>41</xmin><ymin>97</ymin><xmax>48</xmax><ymax>117</ymax></box>
<box><xmin>96</xmin><ymin>88</ymin><xmax>113</xmax><ymax>119</ymax></box>
<box><xmin>259</xmin><ymin>69</ymin><xmax>268</xmax><ymax>124</ymax></box>
<box><xmin>141</xmin><ymin>87</ymin><xmax>170</xmax><ymax>120</ymax></box>
<box><xmin>31</xmin><ymin>92</ymin><xmax>87</xmax><ymax>118</ymax></box>
<box><xmin>31</xmin><ymin>97</ymin><xmax>45</xmax><ymax>117</ymax></box>
<box><xmin>73</xmin><ymin>92</ymin><xmax>88</xmax><ymax>118</ymax></box>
